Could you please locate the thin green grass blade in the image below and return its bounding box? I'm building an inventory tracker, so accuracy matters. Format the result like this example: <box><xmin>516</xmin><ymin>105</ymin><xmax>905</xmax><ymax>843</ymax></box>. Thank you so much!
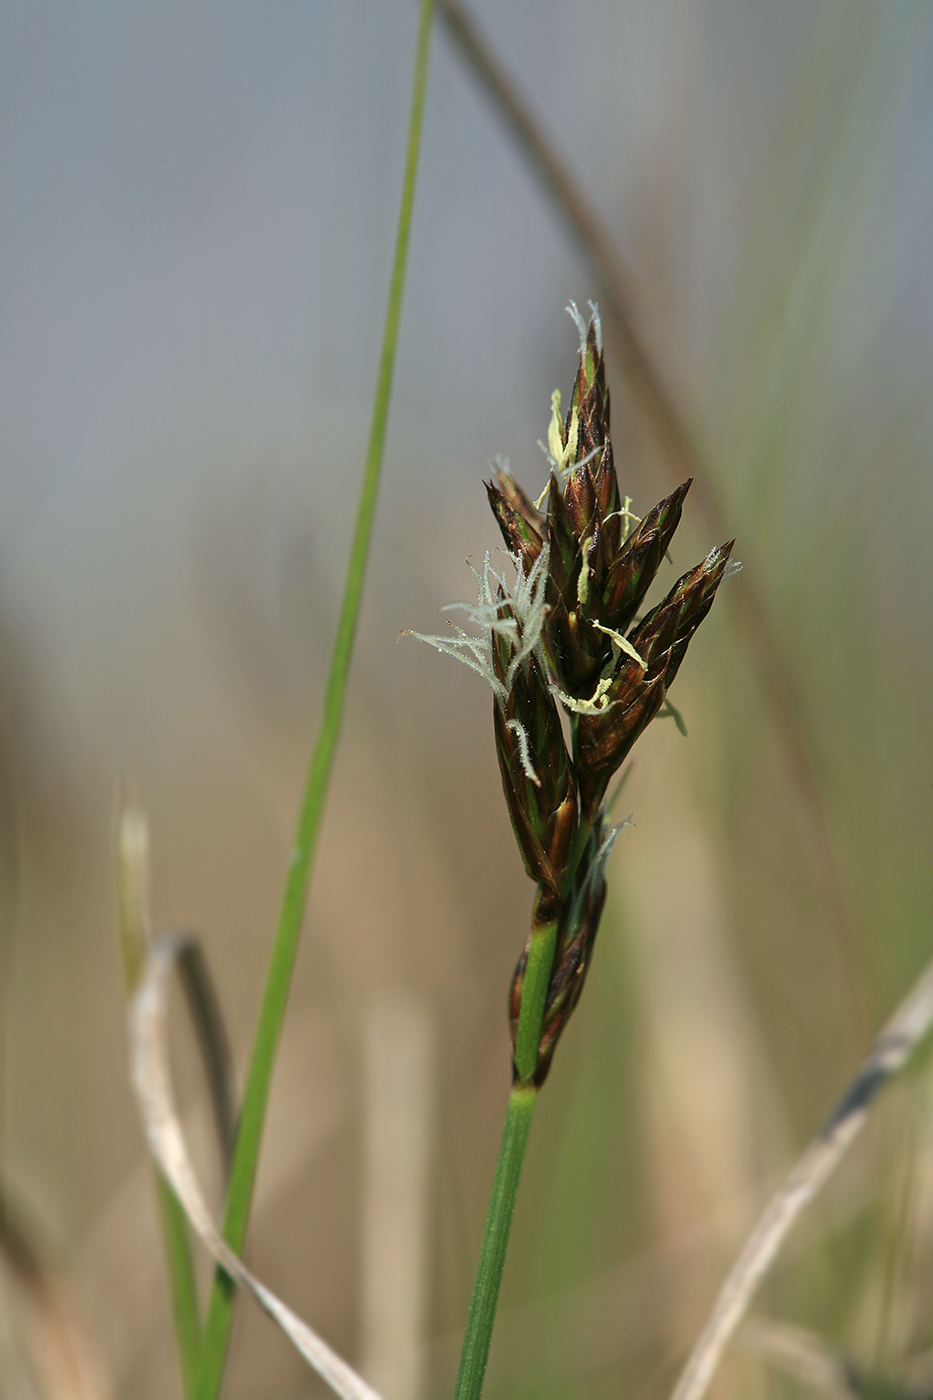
<box><xmin>194</xmin><ymin>3</ymin><xmax>435</xmax><ymax>1395</ymax></box>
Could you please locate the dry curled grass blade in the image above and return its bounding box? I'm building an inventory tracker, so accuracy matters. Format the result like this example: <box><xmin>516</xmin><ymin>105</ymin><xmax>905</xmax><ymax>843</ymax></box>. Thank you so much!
<box><xmin>115</xmin><ymin>801</ymin><xmax>202</xmax><ymax>1393</ymax></box>
<box><xmin>174</xmin><ymin>936</ymin><xmax>237</xmax><ymax>1173</ymax></box>
<box><xmin>127</xmin><ymin>929</ymin><xmax>384</xmax><ymax>1400</ymax></box>
<box><xmin>668</xmin><ymin>959</ymin><xmax>933</xmax><ymax>1400</ymax></box>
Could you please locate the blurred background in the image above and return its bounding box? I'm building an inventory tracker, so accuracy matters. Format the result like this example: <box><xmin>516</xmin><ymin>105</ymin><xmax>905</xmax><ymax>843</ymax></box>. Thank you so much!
<box><xmin>1</xmin><ymin>1</ymin><xmax>932</xmax><ymax>1396</ymax></box>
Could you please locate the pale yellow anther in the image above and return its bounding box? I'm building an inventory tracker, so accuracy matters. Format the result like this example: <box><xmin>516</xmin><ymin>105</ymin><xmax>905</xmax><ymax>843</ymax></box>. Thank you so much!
<box><xmin>553</xmin><ymin>674</ymin><xmax>614</xmax><ymax>715</ymax></box>
<box><xmin>547</xmin><ymin>391</ymin><xmax>579</xmax><ymax>475</ymax></box>
<box><xmin>577</xmin><ymin>535</ymin><xmax>592</xmax><ymax>605</ymax></box>
<box><xmin>620</xmin><ymin>495</ymin><xmax>640</xmax><ymax>543</ymax></box>
<box><xmin>591</xmin><ymin>619</ymin><xmax>647</xmax><ymax>670</ymax></box>
<box><xmin>547</xmin><ymin>390</ymin><xmax>564</xmax><ymax>464</ymax></box>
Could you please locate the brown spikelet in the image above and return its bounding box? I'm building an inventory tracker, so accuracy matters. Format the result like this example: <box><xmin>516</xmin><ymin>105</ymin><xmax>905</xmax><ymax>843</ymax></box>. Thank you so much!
<box><xmin>411</xmin><ymin>304</ymin><xmax>737</xmax><ymax>1088</ymax></box>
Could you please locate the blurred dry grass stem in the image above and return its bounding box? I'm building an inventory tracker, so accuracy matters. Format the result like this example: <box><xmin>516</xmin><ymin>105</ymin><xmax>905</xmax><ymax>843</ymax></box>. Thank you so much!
<box><xmin>670</xmin><ymin>958</ymin><xmax>933</xmax><ymax>1400</ymax></box>
<box><xmin>0</xmin><ymin>1197</ymin><xmax>106</xmax><ymax>1400</ymax></box>
<box><xmin>114</xmin><ymin>801</ymin><xmax>151</xmax><ymax>997</ymax></box>
<box><xmin>360</xmin><ymin>990</ymin><xmax>433</xmax><ymax>1400</ymax></box>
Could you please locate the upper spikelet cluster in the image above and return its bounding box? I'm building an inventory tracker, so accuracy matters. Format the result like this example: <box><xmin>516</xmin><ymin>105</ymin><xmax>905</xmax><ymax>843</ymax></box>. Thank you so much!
<box><xmin>408</xmin><ymin>304</ymin><xmax>734</xmax><ymax>1083</ymax></box>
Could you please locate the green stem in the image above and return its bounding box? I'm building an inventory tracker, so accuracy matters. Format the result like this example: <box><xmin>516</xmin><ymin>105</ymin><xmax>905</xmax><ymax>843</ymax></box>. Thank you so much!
<box><xmin>452</xmin><ymin>1085</ymin><xmax>536</xmax><ymax>1400</ymax></box>
<box><xmin>194</xmin><ymin>4</ymin><xmax>434</xmax><ymax>1395</ymax></box>
<box><xmin>453</xmin><ymin>910</ymin><xmax>558</xmax><ymax>1400</ymax></box>
<box><xmin>513</xmin><ymin>916</ymin><xmax>558</xmax><ymax>1085</ymax></box>
<box><xmin>156</xmin><ymin>1176</ymin><xmax>202</xmax><ymax>1399</ymax></box>
<box><xmin>564</xmin><ymin>813</ymin><xmax>595</xmax><ymax>895</ymax></box>
<box><xmin>454</xmin><ymin>812</ymin><xmax>601</xmax><ymax>1400</ymax></box>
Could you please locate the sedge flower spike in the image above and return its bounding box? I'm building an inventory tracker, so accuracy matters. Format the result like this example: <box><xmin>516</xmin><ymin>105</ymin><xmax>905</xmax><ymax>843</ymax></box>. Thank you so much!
<box><xmin>407</xmin><ymin>303</ymin><xmax>735</xmax><ymax>1085</ymax></box>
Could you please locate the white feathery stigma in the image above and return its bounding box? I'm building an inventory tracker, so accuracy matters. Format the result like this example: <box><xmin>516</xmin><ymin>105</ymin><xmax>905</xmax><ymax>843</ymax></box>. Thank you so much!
<box><xmin>403</xmin><ymin>548</ymin><xmax>551</xmax><ymax>784</ymax></box>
